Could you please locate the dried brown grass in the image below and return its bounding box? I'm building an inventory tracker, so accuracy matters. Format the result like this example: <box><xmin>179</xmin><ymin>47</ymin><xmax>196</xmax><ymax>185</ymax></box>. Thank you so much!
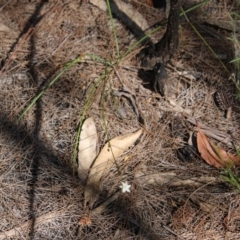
<box><xmin>0</xmin><ymin>0</ymin><xmax>240</xmax><ymax>239</ymax></box>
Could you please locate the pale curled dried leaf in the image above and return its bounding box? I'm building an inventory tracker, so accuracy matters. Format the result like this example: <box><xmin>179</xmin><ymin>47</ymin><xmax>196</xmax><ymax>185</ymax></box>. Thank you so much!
<box><xmin>197</xmin><ymin>125</ymin><xmax>222</xmax><ymax>168</ymax></box>
<box><xmin>0</xmin><ymin>23</ymin><xmax>11</xmax><ymax>32</ymax></box>
<box><xmin>212</xmin><ymin>142</ymin><xmax>240</xmax><ymax>166</ymax></box>
<box><xmin>89</xmin><ymin>0</ymin><xmax>149</xmax><ymax>30</ymax></box>
<box><xmin>78</xmin><ymin>117</ymin><xmax>98</xmax><ymax>181</ymax></box>
<box><xmin>197</xmin><ymin>124</ymin><xmax>240</xmax><ymax>168</ymax></box>
<box><xmin>84</xmin><ymin>128</ymin><xmax>143</xmax><ymax>206</ymax></box>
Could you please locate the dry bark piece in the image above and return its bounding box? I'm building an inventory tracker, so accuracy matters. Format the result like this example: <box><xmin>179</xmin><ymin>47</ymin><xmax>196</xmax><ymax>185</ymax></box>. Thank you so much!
<box><xmin>214</xmin><ymin>85</ymin><xmax>240</xmax><ymax>114</ymax></box>
<box><xmin>136</xmin><ymin>172</ymin><xmax>177</xmax><ymax>186</ymax></box>
<box><xmin>153</xmin><ymin>63</ymin><xmax>185</xmax><ymax>99</ymax></box>
<box><xmin>136</xmin><ymin>171</ymin><xmax>218</xmax><ymax>187</ymax></box>
<box><xmin>84</xmin><ymin>128</ymin><xmax>143</xmax><ymax>206</ymax></box>
<box><xmin>139</xmin><ymin>0</ymin><xmax>180</xmax><ymax>68</ymax></box>
<box><xmin>152</xmin><ymin>62</ymin><xmax>168</xmax><ymax>95</ymax></box>
<box><xmin>113</xmin><ymin>88</ymin><xmax>140</xmax><ymax>119</ymax></box>
<box><xmin>78</xmin><ymin>117</ymin><xmax>98</xmax><ymax>181</ymax></box>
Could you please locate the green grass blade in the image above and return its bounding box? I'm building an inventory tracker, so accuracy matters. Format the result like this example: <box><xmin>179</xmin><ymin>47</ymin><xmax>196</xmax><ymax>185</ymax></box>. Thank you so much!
<box><xmin>106</xmin><ymin>0</ymin><xmax>119</xmax><ymax>57</ymax></box>
<box><xmin>86</xmin><ymin>53</ymin><xmax>115</xmax><ymax>67</ymax></box>
<box><xmin>181</xmin><ymin>6</ymin><xmax>229</xmax><ymax>73</ymax></box>
<box><xmin>16</xmin><ymin>56</ymin><xmax>83</xmax><ymax>122</ymax></box>
<box><xmin>71</xmin><ymin>68</ymin><xmax>112</xmax><ymax>173</ymax></box>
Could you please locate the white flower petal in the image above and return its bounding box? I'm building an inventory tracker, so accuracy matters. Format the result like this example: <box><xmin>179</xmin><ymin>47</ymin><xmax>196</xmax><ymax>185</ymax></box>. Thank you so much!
<box><xmin>120</xmin><ymin>181</ymin><xmax>131</xmax><ymax>193</ymax></box>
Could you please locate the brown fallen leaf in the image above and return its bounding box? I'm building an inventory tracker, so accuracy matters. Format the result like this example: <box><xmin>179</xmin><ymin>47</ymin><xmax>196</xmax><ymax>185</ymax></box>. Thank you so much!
<box><xmin>145</xmin><ymin>0</ymin><xmax>153</xmax><ymax>7</ymax></box>
<box><xmin>213</xmin><ymin>142</ymin><xmax>240</xmax><ymax>166</ymax></box>
<box><xmin>197</xmin><ymin>123</ymin><xmax>240</xmax><ymax>168</ymax></box>
<box><xmin>79</xmin><ymin>215</ymin><xmax>92</xmax><ymax>227</ymax></box>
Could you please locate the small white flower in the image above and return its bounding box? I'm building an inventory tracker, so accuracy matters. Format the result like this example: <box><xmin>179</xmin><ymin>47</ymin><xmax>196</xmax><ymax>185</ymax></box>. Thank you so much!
<box><xmin>120</xmin><ymin>181</ymin><xmax>131</xmax><ymax>193</ymax></box>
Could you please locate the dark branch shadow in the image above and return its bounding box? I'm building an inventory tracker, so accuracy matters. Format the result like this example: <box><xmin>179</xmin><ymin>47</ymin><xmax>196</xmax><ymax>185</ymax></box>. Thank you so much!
<box><xmin>108</xmin><ymin>0</ymin><xmax>154</xmax><ymax>47</ymax></box>
<box><xmin>1</xmin><ymin>0</ymin><xmax>51</xmax><ymax>238</ymax></box>
<box><xmin>27</xmin><ymin>1</ymin><xmax>46</xmax><ymax>238</ymax></box>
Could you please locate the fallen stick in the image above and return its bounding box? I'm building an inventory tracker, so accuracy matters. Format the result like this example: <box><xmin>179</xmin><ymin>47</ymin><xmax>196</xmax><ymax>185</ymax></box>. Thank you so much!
<box><xmin>0</xmin><ymin>210</ymin><xmax>66</xmax><ymax>239</ymax></box>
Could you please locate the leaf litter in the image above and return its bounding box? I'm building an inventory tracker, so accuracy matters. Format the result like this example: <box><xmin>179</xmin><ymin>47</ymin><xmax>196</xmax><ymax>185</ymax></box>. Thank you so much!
<box><xmin>0</xmin><ymin>0</ymin><xmax>240</xmax><ymax>239</ymax></box>
<box><xmin>196</xmin><ymin>123</ymin><xmax>240</xmax><ymax>168</ymax></box>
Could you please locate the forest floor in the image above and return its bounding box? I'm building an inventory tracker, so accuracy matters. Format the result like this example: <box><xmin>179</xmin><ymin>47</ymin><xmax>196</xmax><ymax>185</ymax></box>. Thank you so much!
<box><xmin>0</xmin><ymin>0</ymin><xmax>240</xmax><ymax>239</ymax></box>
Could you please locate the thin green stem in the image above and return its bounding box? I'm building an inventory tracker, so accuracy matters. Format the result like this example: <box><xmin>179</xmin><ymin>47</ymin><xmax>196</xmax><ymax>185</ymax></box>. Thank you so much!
<box><xmin>181</xmin><ymin>0</ymin><xmax>210</xmax><ymax>15</ymax></box>
<box><xmin>72</xmin><ymin>68</ymin><xmax>113</xmax><ymax>173</ymax></box>
<box><xmin>16</xmin><ymin>56</ymin><xmax>83</xmax><ymax>122</ymax></box>
<box><xmin>100</xmin><ymin>77</ymin><xmax>122</xmax><ymax>177</ymax></box>
<box><xmin>106</xmin><ymin>0</ymin><xmax>119</xmax><ymax>57</ymax></box>
<box><xmin>86</xmin><ymin>54</ymin><xmax>115</xmax><ymax>67</ymax></box>
<box><xmin>181</xmin><ymin>6</ymin><xmax>229</xmax><ymax>73</ymax></box>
